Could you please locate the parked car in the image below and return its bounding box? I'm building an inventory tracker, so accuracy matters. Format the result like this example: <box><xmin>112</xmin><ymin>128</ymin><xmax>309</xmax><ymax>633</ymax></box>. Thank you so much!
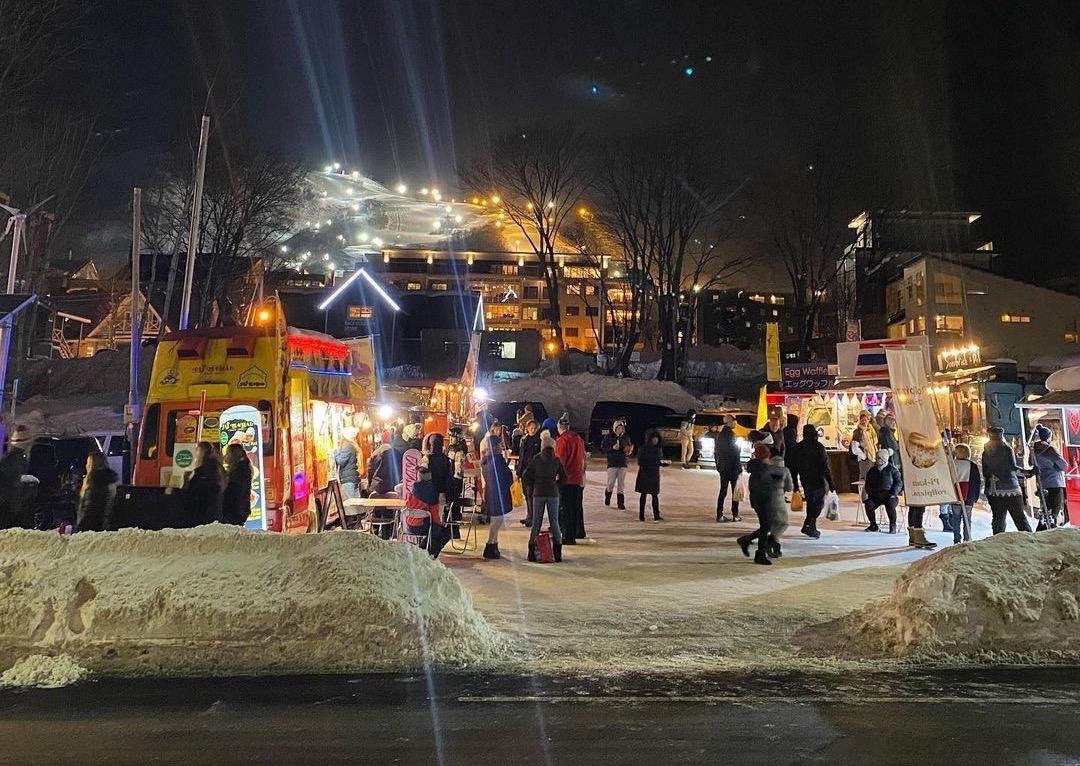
<box><xmin>87</xmin><ymin>431</ymin><xmax>130</xmax><ymax>478</ymax></box>
<box><xmin>26</xmin><ymin>435</ymin><xmax>101</xmax><ymax>528</ymax></box>
<box><xmin>588</xmin><ymin>401</ymin><xmax>681</xmax><ymax>455</ymax></box>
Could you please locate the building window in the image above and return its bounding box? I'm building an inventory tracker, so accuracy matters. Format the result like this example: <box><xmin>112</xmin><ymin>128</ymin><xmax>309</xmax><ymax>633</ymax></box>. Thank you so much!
<box><xmin>583</xmin><ymin>284</ymin><xmax>596</xmax><ymax>296</ymax></box>
<box><xmin>1067</xmin><ymin>331</ymin><xmax>1080</xmax><ymax>344</ymax></box>
<box><xmin>430</xmin><ymin>282</ymin><xmax>448</xmax><ymax>291</ymax></box>
<box><xmin>748</xmin><ymin>294</ymin><xmax>765</xmax><ymax>304</ymax></box>
<box><xmin>522</xmin><ymin>306</ymin><xmax>539</xmax><ymax>321</ymax></box>
<box><xmin>934</xmin><ymin>273</ymin><xmax>963</xmax><ymax>305</ymax></box>
<box><xmin>566</xmin><ymin>283</ymin><xmax>581</xmax><ymax>296</ymax></box>
<box><xmin>496</xmin><ymin>264</ymin><xmax>518</xmax><ymax>276</ymax></box>
<box><xmin>768</xmin><ymin>294</ymin><xmax>785</xmax><ymax>305</ymax></box>
<box><xmin>914</xmin><ymin>272</ymin><xmax>925</xmax><ymax>307</ymax></box>
<box><xmin>935</xmin><ymin>314</ymin><xmax>965</xmax><ymax>333</ymax></box>
<box><xmin>585</xmin><ymin>307</ymin><xmax>599</xmax><ymax>317</ymax></box>
<box><xmin>566</xmin><ymin>305</ymin><xmax>580</xmax><ymax>316</ymax></box>
<box><xmin>1001</xmin><ymin>313</ymin><xmax>1031</xmax><ymax>324</ymax></box>
<box><xmin>771</xmin><ymin>309</ymin><xmax>779</xmax><ymax>317</ymax></box>
<box><xmin>564</xmin><ymin>327</ymin><xmax>580</xmax><ymax>338</ymax></box>
<box><xmin>523</xmin><ymin>285</ymin><xmax>540</xmax><ymax>300</ymax></box>
<box><xmin>907</xmin><ymin>316</ymin><xmax>926</xmax><ymax>335</ymax></box>
<box><xmin>540</xmin><ymin>307</ymin><xmax>551</xmax><ymax>321</ymax></box>
<box><xmin>406</xmin><ymin>282</ymin><xmax>423</xmax><ymax>291</ymax></box>
<box><xmin>564</xmin><ymin>266</ymin><xmax>598</xmax><ymax>279</ymax></box>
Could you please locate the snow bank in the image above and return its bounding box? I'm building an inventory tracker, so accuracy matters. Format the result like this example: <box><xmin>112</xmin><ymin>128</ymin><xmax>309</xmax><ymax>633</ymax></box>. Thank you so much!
<box><xmin>14</xmin><ymin>395</ymin><xmax>126</xmax><ymax>438</ymax></box>
<box><xmin>491</xmin><ymin>373</ymin><xmax>703</xmax><ymax>430</ymax></box>
<box><xmin>838</xmin><ymin>529</ymin><xmax>1080</xmax><ymax>659</ymax></box>
<box><xmin>0</xmin><ymin>525</ymin><xmax>506</xmax><ymax>678</ymax></box>
<box><xmin>1</xmin><ymin>654</ymin><xmax>88</xmax><ymax>689</ymax></box>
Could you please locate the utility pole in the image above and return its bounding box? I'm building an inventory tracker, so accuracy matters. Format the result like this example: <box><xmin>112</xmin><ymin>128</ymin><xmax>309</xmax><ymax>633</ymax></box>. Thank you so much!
<box><xmin>125</xmin><ymin>188</ymin><xmax>143</xmax><ymax>481</ymax></box>
<box><xmin>179</xmin><ymin>114</ymin><xmax>210</xmax><ymax>330</ymax></box>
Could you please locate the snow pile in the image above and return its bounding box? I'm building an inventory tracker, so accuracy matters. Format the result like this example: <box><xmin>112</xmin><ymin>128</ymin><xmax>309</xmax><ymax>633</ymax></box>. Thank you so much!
<box><xmin>14</xmin><ymin>394</ymin><xmax>126</xmax><ymax>437</ymax></box>
<box><xmin>1</xmin><ymin>654</ymin><xmax>88</xmax><ymax>689</ymax></box>
<box><xmin>631</xmin><ymin>359</ymin><xmax>764</xmax><ymax>401</ymax></box>
<box><xmin>0</xmin><ymin>525</ymin><xmax>506</xmax><ymax>677</ymax></box>
<box><xmin>840</xmin><ymin>529</ymin><xmax>1080</xmax><ymax>659</ymax></box>
<box><xmin>491</xmin><ymin>373</ymin><xmax>703</xmax><ymax>429</ymax></box>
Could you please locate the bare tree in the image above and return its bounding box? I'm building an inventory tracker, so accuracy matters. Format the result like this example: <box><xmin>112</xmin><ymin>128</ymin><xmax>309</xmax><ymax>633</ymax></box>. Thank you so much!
<box><xmin>461</xmin><ymin>125</ymin><xmax>590</xmax><ymax>361</ymax></box>
<box><xmin>0</xmin><ymin>0</ymin><xmax>89</xmax><ymax>119</ymax></box>
<box><xmin>676</xmin><ymin>235</ymin><xmax>751</xmax><ymax>367</ymax></box>
<box><xmin>761</xmin><ymin>162</ymin><xmax>849</xmax><ymax>355</ymax></box>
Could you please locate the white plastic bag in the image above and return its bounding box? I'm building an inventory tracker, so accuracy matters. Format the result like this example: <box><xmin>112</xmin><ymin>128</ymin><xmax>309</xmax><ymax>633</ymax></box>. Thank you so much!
<box><xmin>733</xmin><ymin>471</ymin><xmax>750</xmax><ymax>502</ymax></box>
<box><xmin>825</xmin><ymin>490</ymin><xmax>840</xmax><ymax>521</ymax></box>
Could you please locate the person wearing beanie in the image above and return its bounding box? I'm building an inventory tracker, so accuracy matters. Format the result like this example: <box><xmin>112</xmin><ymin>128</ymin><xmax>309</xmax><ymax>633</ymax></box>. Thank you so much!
<box><xmin>863</xmin><ymin>447</ymin><xmax>902</xmax><ymax>533</ymax></box>
<box><xmin>1029</xmin><ymin>422</ymin><xmax>1068</xmax><ymax>528</ymax></box>
<box><xmin>737</xmin><ymin>442</ymin><xmax>792</xmax><ymax>564</ymax></box>
<box><xmin>635</xmin><ymin>430</ymin><xmax>664</xmax><ymax>521</ymax></box>
<box><xmin>982</xmin><ymin>426</ymin><xmax>1032</xmax><ymax>534</ymax></box>
<box><xmin>601</xmin><ymin>418</ymin><xmax>632</xmax><ymax>509</ymax></box>
<box><xmin>785</xmin><ymin>423</ymin><xmax>834</xmax><ymax>538</ymax></box>
<box><xmin>555</xmin><ymin>414</ymin><xmax>588</xmax><ymax>544</ymax></box>
<box><xmin>522</xmin><ymin>429</ymin><xmax>566</xmax><ymax>561</ymax></box>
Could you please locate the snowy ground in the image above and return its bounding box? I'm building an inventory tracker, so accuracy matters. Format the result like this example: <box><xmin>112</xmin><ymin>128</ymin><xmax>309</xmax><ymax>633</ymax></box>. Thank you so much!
<box><xmin>442</xmin><ymin>465</ymin><xmax>1013</xmax><ymax>676</ymax></box>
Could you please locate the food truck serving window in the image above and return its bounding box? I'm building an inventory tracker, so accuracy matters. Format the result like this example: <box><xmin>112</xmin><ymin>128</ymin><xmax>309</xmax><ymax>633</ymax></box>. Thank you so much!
<box><xmin>257</xmin><ymin>400</ymin><xmax>274</xmax><ymax>457</ymax></box>
<box><xmin>163</xmin><ymin>402</ymin><xmax>274</xmax><ymax>458</ymax></box>
<box><xmin>140</xmin><ymin>403</ymin><xmax>160</xmax><ymax>459</ymax></box>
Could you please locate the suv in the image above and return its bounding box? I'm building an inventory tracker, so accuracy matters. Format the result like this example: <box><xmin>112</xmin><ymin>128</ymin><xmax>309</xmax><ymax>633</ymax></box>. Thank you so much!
<box><xmin>26</xmin><ymin>435</ymin><xmax>101</xmax><ymax>528</ymax></box>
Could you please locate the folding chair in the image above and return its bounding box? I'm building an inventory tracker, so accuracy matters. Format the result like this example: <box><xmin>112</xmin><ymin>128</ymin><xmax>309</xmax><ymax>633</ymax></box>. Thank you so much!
<box><xmin>447</xmin><ymin>498</ymin><xmax>480</xmax><ymax>553</ymax></box>
<box><xmin>398</xmin><ymin>508</ymin><xmax>431</xmax><ymax>550</ymax></box>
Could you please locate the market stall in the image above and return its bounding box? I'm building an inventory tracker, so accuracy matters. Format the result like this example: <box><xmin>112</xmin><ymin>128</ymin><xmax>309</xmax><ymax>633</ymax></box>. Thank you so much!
<box><xmin>1015</xmin><ymin>379</ymin><xmax>1080</xmax><ymax>513</ymax></box>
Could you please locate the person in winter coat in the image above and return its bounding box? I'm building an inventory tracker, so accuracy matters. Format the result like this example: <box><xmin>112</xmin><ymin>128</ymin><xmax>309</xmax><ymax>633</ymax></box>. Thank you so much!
<box><xmin>601</xmin><ymin>419</ymin><xmax>633</xmax><ymax>509</ymax></box>
<box><xmin>946</xmin><ymin>443</ymin><xmax>981</xmax><ymax>543</ymax></box>
<box><xmin>678</xmin><ymin>415</ymin><xmax>695</xmax><ymax>468</ymax></box>
<box><xmin>516</xmin><ymin>419</ymin><xmax>542</xmax><ymax>527</ymax></box>
<box><xmin>555</xmin><ymin>413</ymin><xmax>588</xmax><ymax>544</ymax></box>
<box><xmin>635</xmin><ymin>430</ymin><xmax>664</xmax><ymax>521</ymax></box>
<box><xmin>981</xmin><ymin>426</ymin><xmax>1032</xmax><ymax>534</ymax></box>
<box><xmin>863</xmin><ymin>447</ymin><xmax>902</xmax><ymax>533</ymax></box>
<box><xmin>785</xmin><ymin>424</ymin><xmax>834</xmax><ymax>539</ymax></box>
<box><xmin>367</xmin><ymin>443</ymin><xmax>401</xmax><ymax>497</ymax></box>
<box><xmin>782</xmin><ymin>413</ymin><xmax>800</xmax><ymax>454</ymax></box>
<box><xmin>850</xmin><ymin>411</ymin><xmax>879</xmax><ymax>499</ymax></box>
<box><xmin>710</xmin><ymin>425</ymin><xmax>743</xmax><ymax>522</ymax></box>
<box><xmin>0</xmin><ymin>447</ymin><xmax>27</xmax><ymax>529</ymax></box>
<box><xmin>75</xmin><ymin>449</ymin><xmax>118</xmax><ymax>532</ymax></box>
<box><xmin>523</xmin><ymin>430</ymin><xmax>567</xmax><ymax>562</ymax></box>
<box><xmin>184</xmin><ymin>441</ymin><xmax>225</xmax><ymax>525</ymax></box>
<box><xmin>761</xmin><ymin>414</ymin><xmax>786</xmax><ymax>457</ymax></box>
<box><xmin>333</xmin><ymin>428</ymin><xmax>361</xmax><ymax>499</ymax></box>
<box><xmin>878</xmin><ymin>416</ymin><xmax>902</xmax><ymax>470</ymax></box>
<box><xmin>221</xmin><ymin>443</ymin><xmax>254</xmax><ymax>526</ymax></box>
<box><xmin>1030</xmin><ymin>423</ymin><xmax>1068</xmax><ymax>528</ymax></box>
<box><xmin>737</xmin><ymin>444</ymin><xmax>792</xmax><ymax>565</ymax></box>
<box><xmin>480</xmin><ymin>423</ymin><xmax>514</xmax><ymax>559</ymax></box>
<box><xmin>423</xmin><ymin>432</ymin><xmax>454</xmax><ymax>508</ymax></box>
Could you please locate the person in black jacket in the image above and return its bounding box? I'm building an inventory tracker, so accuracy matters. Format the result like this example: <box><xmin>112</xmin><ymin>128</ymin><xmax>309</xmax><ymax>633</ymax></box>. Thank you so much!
<box><xmin>635</xmin><ymin>430</ymin><xmax>664</xmax><ymax>522</ymax></box>
<box><xmin>75</xmin><ymin>449</ymin><xmax>118</xmax><ymax>532</ymax></box>
<box><xmin>516</xmin><ymin>419</ymin><xmax>542</xmax><ymax>527</ymax></box>
<box><xmin>785</xmin><ymin>424</ymin><xmax>834</xmax><ymax>539</ymax></box>
<box><xmin>761</xmin><ymin>414</ymin><xmax>786</xmax><ymax>457</ymax></box>
<box><xmin>423</xmin><ymin>432</ymin><xmax>453</xmax><ymax>508</ymax></box>
<box><xmin>522</xmin><ymin>431</ymin><xmax>567</xmax><ymax>562</ymax></box>
<box><xmin>863</xmin><ymin>448</ymin><xmax>902</xmax><ymax>533</ymax></box>
<box><xmin>222</xmin><ymin>443</ymin><xmax>253</xmax><ymax>526</ymax></box>
<box><xmin>601</xmin><ymin>418</ymin><xmax>632</xmax><ymax>509</ymax></box>
<box><xmin>184</xmin><ymin>441</ymin><xmax>225</xmax><ymax>525</ymax></box>
<box><xmin>367</xmin><ymin>443</ymin><xmax>401</xmax><ymax>497</ymax></box>
<box><xmin>782</xmin><ymin>413</ymin><xmax>800</xmax><ymax>455</ymax></box>
<box><xmin>710</xmin><ymin>425</ymin><xmax>743</xmax><ymax>522</ymax></box>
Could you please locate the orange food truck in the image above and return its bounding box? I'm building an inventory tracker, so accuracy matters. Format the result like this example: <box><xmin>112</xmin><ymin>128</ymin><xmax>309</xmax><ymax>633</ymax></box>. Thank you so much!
<box><xmin>133</xmin><ymin>307</ymin><xmax>368</xmax><ymax>532</ymax></box>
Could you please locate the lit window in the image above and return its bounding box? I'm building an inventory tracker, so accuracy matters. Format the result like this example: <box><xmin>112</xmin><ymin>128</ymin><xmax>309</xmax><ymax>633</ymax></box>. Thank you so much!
<box><xmin>907</xmin><ymin>316</ymin><xmax>926</xmax><ymax>335</ymax></box>
<box><xmin>1000</xmin><ymin>313</ymin><xmax>1031</xmax><ymax>324</ymax></box>
<box><xmin>935</xmin><ymin>315</ymin><xmax>965</xmax><ymax>333</ymax></box>
<box><xmin>564</xmin><ymin>327</ymin><xmax>580</xmax><ymax>338</ymax></box>
<box><xmin>934</xmin><ymin>273</ymin><xmax>963</xmax><ymax>305</ymax></box>
<box><xmin>748</xmin><ymin>294</ymin><xmax>765</xmax><ymax>304</ymax></box>
<box><xmin>771</xmin><ymin>309</ymin><xmax>779</xmax><ymax>317</ymax></box>
<box><xmin>566</xmin><ymin>305</ymin><xmax>580</xmax><ymax>316</ymax></box>
<box><xmin>1066</xmin><ymin>331</ymin><xmax>1079</xmax><ymax>344</ymax></box>
<box><xmin>497</xmin><ymin>264</ymin><xmax>518</xmax><ymax>276</ymax></box>
<box><xmin>406</xmin><ymin>282</ymin><xmax>422</xmax><ymax>291</ymax></box>
<box><xmin>566</xmin><ymin>284</ymin><xmax>582</xmax><ymax>296</ymax></box>
<box><xmin>564</xmin><ymin>266</ymin><xmax>599</xmax><ymax>279</ymax></box>
<box><xmin>522</xmin><ymin>306</ymin><xmax>539</xmax><ymax>321</ymax></box>
<box><xmin>430</xmin><ymin>282</ymin><xmax>448</xmax><ymax>291</ymax></box>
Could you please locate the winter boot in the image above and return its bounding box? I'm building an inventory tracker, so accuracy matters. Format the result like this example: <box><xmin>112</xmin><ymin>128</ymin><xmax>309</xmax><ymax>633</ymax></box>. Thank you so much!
<box><xmin>604</xmin><ymin>491</ymin><xmax>612</xmax><ymax>506</ymax></box>
<box><xmin>553</xmin><ymin>543</ymin><xmax>562</xmax><ymax>562</ymax></box>
<box><xmin>888</xmin><ymin>522</ymin><xmax>896</xmax><ymax>534</ymax></box>
<box><xmin>617</xmin><ymin>493</ymin><xmax>626</xmax><ymax>510</ymax></box>
<box><xmin>483</xmin><ymin>543</ymin><xmax>501</xmax><ymax>560</ymax></box>
<box><xmin>768</xmin><ymin>539</ymin><xmax>782</xmax><ymax>559</ymax></box>
<box><xmin>737</xmin><ymin>536</ymin><xmax>752</xmax><ymax>557</ymax></box>
<box><xmin>527</xmin><ymin>542</ymin><xmax>537</xmax><ymax>562</ymax></box>
<box><xmin>754</xmin><ymin>548</ymin><xmax>773</xmax><ymax>566</ymax></box>
<box><xmin>908</xmin><ymin>527</ymin><xmax>938</xmax><ymax>550</ymax></box>
<box><xmin>731</xmin><ymin>502</ymin><xmax>741</xmax><ymax>522</ymax></box>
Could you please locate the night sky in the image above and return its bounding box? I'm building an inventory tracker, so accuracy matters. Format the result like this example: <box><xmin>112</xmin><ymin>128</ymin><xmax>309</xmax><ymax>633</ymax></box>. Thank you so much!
<box><xmin>67</xmin><ymin>0</ymin><xmax>1080</xmax><ymax>279</ymax></box>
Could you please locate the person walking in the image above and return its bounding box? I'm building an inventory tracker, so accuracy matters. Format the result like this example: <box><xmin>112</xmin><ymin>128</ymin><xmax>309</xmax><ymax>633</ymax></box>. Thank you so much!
<box><xmin>555</xmin><ymin>413</ymin><xmax>587</xmax><ymax>544</ymax></box>
<box><xmin>1030</xmin><ymin>423</ymin><xmax>1068</xmax><ymax>529</ymax></box>
<box><xmin>523</xmin><ymin>431</ymin><xmax>566</xmax><ymax>562</ymax></box>
<box><xmin>635</xmin><ymin>430</ymin><xmax>664</xmax><ymax>522</ymax></box>
<box><xmin>878</xmin><ymin>415</ymin><xmax>902</xmax><ymax>470</ymax></box>
<box><xmin>982</xmin><ymin>426</ymin><xmax>1032</xmax><ymax>534</ymax></box>
<box><xmin>851</xmin><ymin>411</ymin><xmax>879</xmax><ymax>499</ymax></box>
<box><xmin>761</xmin><ymin>414</ymin><xmax>786</xmax><ymax>457</ymax></box>
<box><xmin>183</xmin><ymin>441</ymin><xmax>225</xmax><ymax>525</ymax></box>
<box><xmin>948</xmin><ymin>443</ymin><xmax>981</xmax><ymax>543</ymax></box>
<box><xmin>480</xmin><ymin>422</ymin><xmax>514</xmax><ymax>559</ymax></box>
<box><xmin>602</xmin><ymin>418</ymin><xmax>632</xmax><ymax>509</ymax></box>
<box><xmin>863</xmin><ymin>447</ymin><xmax>902</xmax><ymax>533</ymax></box>
<box><xmin>785</xmin><ymin>424</ymin><xmax>834</xmax><ymax>539</ymax></box>
<box><xmin>782</xmin><ymin>413</ymin><xmax>800</xmax><ymax>453</ymax></box>
<box><xmin>333</xmin><ymin>427</ymin><xmax>361</xmax><ymax>499</ymax></box>
<box><xmin>737</xmin><ymin>443</ymin><xmax>792</xmax><ymax>565</ymax></box>
<box><xmin>222</xmin><ymin>443</ymin><xmax>254</xmax><ymax>526</ymax></box>
<box><xmin>75</xmin><ymin>449</ymin><xmax>118</xmax><ymax>532</ymax></box>
<box><xmin>710</xmin><ymin>424</ymin><xmax>743</xmax><ymax>522</ymax></box>
<box><xmin>516</xmin><ymin>419</ymin><xmax>542</xmax><ymax>527</ymax></box>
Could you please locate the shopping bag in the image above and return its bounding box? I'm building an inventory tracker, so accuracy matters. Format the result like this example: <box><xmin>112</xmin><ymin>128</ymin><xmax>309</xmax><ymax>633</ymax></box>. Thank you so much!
<box><xmin>790</xmin><ymin>490</ymin><xmax>804</xmax><ymax>512</ymax></box>
<box><xmin>535</xmin><ymin>530</ymin><xmax>555</xmax><ymax>563</ymax></box>
<box><xmin>825</xmin><ymin>491</ymin><xmax>840</xmax><ymax>521</ymax></box>
<box><xmin>733</xmin><ymin>471</ymin><xmax>749</xmax><ymax>502</ymax></box>
<box><xmin>510</xmin><ymin>478</ymin><xmax>525</xmax><ymax>509</ymax></box>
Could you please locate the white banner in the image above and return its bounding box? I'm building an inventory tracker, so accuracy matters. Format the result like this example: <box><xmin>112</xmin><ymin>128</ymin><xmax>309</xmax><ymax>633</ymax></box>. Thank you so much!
<box><xmin>885</xmin><ymin>348</ymin><xmax>960</xmax><ymax>506</ymax></box>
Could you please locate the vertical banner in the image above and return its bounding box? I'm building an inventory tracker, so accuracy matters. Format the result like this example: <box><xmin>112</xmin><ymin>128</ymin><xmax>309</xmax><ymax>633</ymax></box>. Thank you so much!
<box><xmin>845</xmin><ymin>319</ymin><xmax>862</xmax><ymax>342</ymax></box>
<box><xmin>401</xmin><ymin>448</ymin><xmax>422</xmax><ymax>505</ymax></box>
<box><xmin>220</xmin><ymin>404</ymin><xmax>267</xmax><ymax>530</ymax></box>
<box><xmin>765</xmin><ymin>322</ymin><xmax>781</xmax><ymax>382</ymax></box>
<box><xmin>345</xmin><ymin>336</ymin><xmax>377</xmax><ymax>402</ymax></box>
<box><xmin>885</xmin><ymin>349</ymin><xmax>960</xmax><ymax>506</ymax></box>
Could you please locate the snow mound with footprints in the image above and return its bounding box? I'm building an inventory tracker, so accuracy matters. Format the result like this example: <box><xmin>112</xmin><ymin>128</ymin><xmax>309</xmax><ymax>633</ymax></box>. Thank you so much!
<box><xmin>0</xmin><ymin>525</ymin><xmax>506</xmax><ymax>682</ymax></box>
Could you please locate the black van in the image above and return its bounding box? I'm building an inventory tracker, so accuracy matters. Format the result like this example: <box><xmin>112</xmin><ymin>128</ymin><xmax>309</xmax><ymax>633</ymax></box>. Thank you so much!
<box><xmin>588</xmin><ymin>401</ymin><xmax>681</xmax><ymax>454</ymax></box>
<box><xmin>482</xmin><ymin>400</ymin><xmax>549</xmax><ymax>430</ymax></box>
<box><xmin>26</xmin><ymin>435</ymin><xmax>101</xmax><ymax>528</ymax></box>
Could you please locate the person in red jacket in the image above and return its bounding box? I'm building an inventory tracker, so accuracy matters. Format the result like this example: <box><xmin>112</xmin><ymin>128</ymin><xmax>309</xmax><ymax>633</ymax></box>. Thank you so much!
<box><xmin>555</xmin><ymin>412</ymin><xmax>588</xmax><ymax>545</ymax></box>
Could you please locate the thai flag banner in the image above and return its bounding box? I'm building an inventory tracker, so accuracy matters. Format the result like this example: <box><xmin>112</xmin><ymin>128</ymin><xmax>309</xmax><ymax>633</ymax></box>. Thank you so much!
<box><xmin>837</xmin><ymin>336</ymin><xmax>929</xmax><ymax>381</ymax></box>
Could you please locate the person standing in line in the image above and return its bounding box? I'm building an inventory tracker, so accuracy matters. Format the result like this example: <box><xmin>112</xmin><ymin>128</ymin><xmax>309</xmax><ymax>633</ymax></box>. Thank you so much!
<box><xmin>982</xmin><ymin>426</ymin><xmax>1033</xmax><ymax>534</ymax></box>
<box><xmin>75</xmin><ymin>449</ymin><xmax>118</xmax><ymax>532</ymax></box>
<box><xmin>851</xmin><ymin>411</ymin><xmax>879</xmax><ymax>499</ymax></box>
<box><xmin>333</xmin><ymin>427</ymin><xmax>361</xmax><ymax>499</ymax></box>
<box><xmin>516</xmin><ymin>419</ymin><xmax>542</xmax><ymax>528</ymax></box>
<box><xmin>947</xmin><ymin>443</ymin><xmax>981</xmax><ymax>543</ymax></box>
<box><xmin>366</xmin><ymin>441</ymin><xmax>401</xmax><ymax>497</ymax></box>
<box><xmin>678</xmin><ymin>414</ymin><xmax>695</xmax><ymax>468</ymax></box>
<box><xmin>761</xmin><ymin>414</ymin><xmax>786</xmax><ymax>457</ymax></box>
<box><xmin>878</xmin><ymin>415</ymin><xmax>902</xmax><ymax>470</ymax></box>
<box><xmin>601</xmin><ymin>418</ymin><xmax>632</xmax><ymax>509</ymax></box>
<box><xmin>1029</xmin><ymin>423</ymin><xmax>1068</xmax><ymax>529</ymax></box>
<box><xmin>710</xmin><ymin>424</ymin><xmax>743</xmax><ymax>522</ymax></box>
<box><xmin>221</xmin><ymin>444</ymin><xmax>253</xmax><ymax>527</ymax></box>
<box><xmin>184</xmin><ymin>441</ymin><xmax>225</xmax><ymax>525</ymax></box>
<box><xmin>423</xmin><ymin>432</ymin><xmax>454</xmax><ymax>512</ymax></box>
<box><xmin>782</xmin><ymin>413</ymin><xmax>800</xmax><ymax>454</ymax></box>
<box><xmin>785</xmin><ymin>424</ymin><xmax>834</xmax><ymax>539</ymax></box>
<box><xmin>863</xmin><ymin>447</ymin><xmax>901</xmax><ymax>533</ymax></box>
<box><xmin>480</xmin><ymin>422</ymin><xmax>514</xmax><ymax>559</ymax></box>
<box><xmin>635</xmin><ymin>430</ymin><xmax>665</xmax><ymax>522</ymax></box>
<box><xmin>737</xmin><ymin>443</ymin><xmax>792</xmax><ymax>565</ymax></box>
<box><xmin>555</xmin><ymin>413</ymin><xmax>588</xmax><ymax>544</ymax></box>
<box><xmin>523</xmin><ymin>430</ymin><xmax>566</xmax><ymax>562</ymax></box>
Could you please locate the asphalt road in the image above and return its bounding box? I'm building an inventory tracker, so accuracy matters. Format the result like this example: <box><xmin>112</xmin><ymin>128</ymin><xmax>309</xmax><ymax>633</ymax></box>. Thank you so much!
<box><xmin>3</xmin><ymin>669</ymin><xmax>1080</xmax><ymax>765</ymax></box>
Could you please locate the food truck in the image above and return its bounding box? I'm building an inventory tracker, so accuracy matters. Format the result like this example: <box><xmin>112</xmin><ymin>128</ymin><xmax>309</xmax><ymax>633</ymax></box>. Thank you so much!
<box><xmin>133</xmin><ymin>306</ymin><xmax>365</xmax><ymax>533</ymax></box>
